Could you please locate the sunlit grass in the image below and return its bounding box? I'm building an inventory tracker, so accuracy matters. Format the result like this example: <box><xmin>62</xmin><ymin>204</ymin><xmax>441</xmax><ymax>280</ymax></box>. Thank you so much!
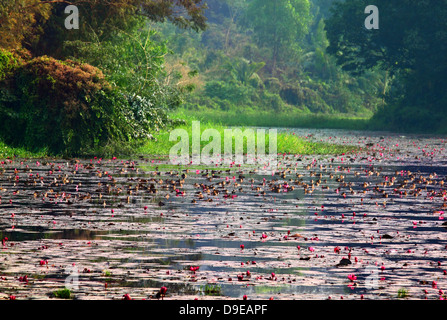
<box><xmin>1</xmin><ymin>111</ymin><xmax>359</xmax><ymax>160</ymax></box>
<box><xmin>397</xmin><ymin>288</ymin><xmax>409</xmax><ymax>299</ymax></box>
<box><xmin>172</xmin><ymin>108</ymin><xmax>371</xmax><ymax>131</ymax></box>
<box><xmin>52</xmin><ymin>287</ymin><xmax>72</xmax><ymax>299</ymax></box>
<box><xmin>0</xmin><ymin>141</ymin><xmax>49</xmax><ymax>159</ymax></box>
<box><xmin>200</xmin><ymin>283</ymin><xmax>222</xmax><ymax>296</ymax></box>
<box><xmin>138</xmin><ymin>115</ymin><xmax>358</xmax><ymax>157</ymax></box>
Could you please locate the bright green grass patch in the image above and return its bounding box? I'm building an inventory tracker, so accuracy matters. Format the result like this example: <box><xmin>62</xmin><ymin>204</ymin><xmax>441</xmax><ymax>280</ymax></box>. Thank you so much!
<box><xmin>397</xmin><ymin>288</ymin><xmax>409</xmax><ymax>299</ymax></box>
<box><xmin>0</xmin><ymin>140</ymin><xmax>49</xmax><ymax>159</ymax></box>
<box><xmin>276</xmin><ymin>132</ymin><xmax>357</xmax><ymax>155</ymax></box>
<box><xmin>172</xmin><ymin>108</ymin><xmax>371</xmax><ymax>131</ymax></box>
<box><xmin>52</xmin><ymin>288</ymin><xmax>72</xmax><ymax>299</ymax></box>
<box><xmin>200</xmin><ymin>283</ymin><xmax>222</xmax><ymax>296</ymax></box>
<box><xmin>0</xmin><ymin>111</ymin><xmax>359</xmax><ymax>159</ymax></box>
<box><xmin>137</xmin><ymin>116</ymin><xmax>357</xmax><ymax>157</ymax></box>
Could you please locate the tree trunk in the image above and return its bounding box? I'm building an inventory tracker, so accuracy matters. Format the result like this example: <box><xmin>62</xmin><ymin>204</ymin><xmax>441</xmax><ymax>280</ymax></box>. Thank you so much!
<box><xmin>272</xmin><ymin>44</ymin><xmax>278</xmax><ymax>76</ymax></box>
<box><xmin>382</xmin><ymin>71</ymin><xmax>389</xmax><ymax>104</ymax></box>
<box><xmin>271</xmin><ymin>0</ymin><xmax>278</xmax><ymax>76</ymax></box>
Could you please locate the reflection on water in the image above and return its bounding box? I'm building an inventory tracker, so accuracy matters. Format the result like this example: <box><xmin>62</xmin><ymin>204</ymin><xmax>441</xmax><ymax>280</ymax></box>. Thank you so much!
<box><xmin>0</xmin><ymin>226</ymin><xmax>110</xmax><ymax>241</ymax></box>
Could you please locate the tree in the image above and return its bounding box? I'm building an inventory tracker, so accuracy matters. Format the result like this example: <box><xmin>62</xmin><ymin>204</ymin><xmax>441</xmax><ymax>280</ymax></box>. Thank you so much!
<box><xmin>0</xmin><ymin>0</ymin><xmax>208</xmax><ymax>109</ymax></box>
<box><xmin>245</xmin><ymin>0</ymin><xmax>312</xmax><ymax>74</ymax></box>
<box><xmin>222</xmin><ymin>57</ymin><xmax>265</xmax><ymax>85</ymax></box>
<box><xmin>221</xmin><ymin>0</ymin><xmax>247</xmax><ymax>53</ymax></box>
<box><xmin>326</xmin><ymin>0</ymin><xmax>447</xmax><ymax>78</ymax></box>
<box><xmin>138</xmin><ymin>0</ymin><xmax>207</xmax><ymax>32</ymax></box>
<box><xmin>326</xmin><ymin>0</ymin><xmax>447</xmax><ymax>131</ymax></box>
<box><xmin>312</xmin><ymin>18</ymin><xmax>329</xmax><ymax>50</ymax></box>
<box><xmin>312</xmin><ymin>0</ymin><xmax>339</xmax><ymax>19</ymax></box>
<box><xmin>0</xmin><ymin>0</ymin><xmax>207</xmax><ymax>54</ymax></box>
<box><xmin>0</xmin><ymin>0</ymin><xmax>52</xmax><ymax>51</ymax></box>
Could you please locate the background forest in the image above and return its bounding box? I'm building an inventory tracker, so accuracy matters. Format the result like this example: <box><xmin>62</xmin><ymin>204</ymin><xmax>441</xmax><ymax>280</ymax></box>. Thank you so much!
<box><xmin>0</xmin><ymin>0</ymin><xmax>446</xmax><ymax>157</ymax></box>
<box><xmin>161</xmin><ymin>0</ymin><xmax>387</xmax><ymax>117</ymax></box>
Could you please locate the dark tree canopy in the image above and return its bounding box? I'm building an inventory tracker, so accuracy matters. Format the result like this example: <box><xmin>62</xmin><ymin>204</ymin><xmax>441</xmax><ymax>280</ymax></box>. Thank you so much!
<box><xmin>0</xmin><ymin>0</ymin><xmax>207</xmax><ymax>54</ymax></box>
<box><xmin>326</xmin><ymin>0</ymin><xmax>447</xmax><ymax>74</ymax></box>
<box><xmin>139</xmin><ymin>0</ymin><xmax>207</xmax><ymax>31</ymax></box>
<box><xmin>326</xmin><ymin>0</ymin><xmax>447</xmax><ymax>116</ymax></box>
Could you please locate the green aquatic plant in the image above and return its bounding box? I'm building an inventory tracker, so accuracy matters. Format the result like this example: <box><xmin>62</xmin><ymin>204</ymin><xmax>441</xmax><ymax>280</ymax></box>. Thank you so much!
<box><xmin>397</xmin><ymin>288</ymin><xmax>409</xmax><ymax>299</ymax></box>
<box><xmin>52</xmin><ymin>288</ymin><xmax>72</xmax><ymax>299</ymax></box>
<box><xmin>103</xmin><ymin>270</ymin><xmax>112</xmax><ymax>277</ymax></box>
<box><xmin>201</xmin><ymin>283</ymin><xmax>222</xmax><ymax>296</ymax></box>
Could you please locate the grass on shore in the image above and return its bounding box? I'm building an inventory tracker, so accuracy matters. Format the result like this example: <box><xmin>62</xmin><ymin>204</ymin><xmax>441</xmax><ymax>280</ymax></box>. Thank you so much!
<box><xmin>172</xmin><ymin>108</ymin><xmax>371</xmax><ymax>131</ymax></box>
<box><xmin>137</xmin><ymin>116</ymin><xmax>358</xmax><ymax>157</ymax></box>
<box><xmin>0</xmin><ymin>141</ymin><xmax>49</xmax><ymax>159</ymax></box>
<box><xmin>0</xmin><ymin>112</ymin><xmax>359</xmax><ymax>160</ymax></box>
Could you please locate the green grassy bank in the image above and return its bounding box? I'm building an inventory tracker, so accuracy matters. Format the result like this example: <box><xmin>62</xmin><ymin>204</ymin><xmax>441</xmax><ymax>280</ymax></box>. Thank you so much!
<box><xmin>0</xmin><ymin>113</ymin><xmax>359</xmax><ymax>160</ymax></box>
<box><xmin>172</xmin><ymin>108</ymin><xmax>371</xmax><ymax>131</ymax></box>
<box><xmin>138</xmin><ymin>115</ymin><xmax>358</xmax><ymax>157</ymax></box>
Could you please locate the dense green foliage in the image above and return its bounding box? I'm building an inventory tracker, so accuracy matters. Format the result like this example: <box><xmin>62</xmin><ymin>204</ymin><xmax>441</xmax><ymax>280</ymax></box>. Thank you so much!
<box><xmin>0</xmin><ymin>49</ymin><xmax>22</xmax><ymax>81</ymax></box>
<box><xmin>63</xmin><ymin>24</ymin><xmax>190</xmax><ymax>113</ymax></box>
<box><xmin>326</xmin><ymin>0</ymin><xmax>447</xmax><ymax>132</ymax></box>
<box><xmin>0</xmin><ymin>51</ymin><xmax>182</xmax><ymax>155</ymax></box>
<box><xmin>0</xmin><ymin>1</ymin><xmax>207</xmax><ymax>53</ymax></box>
<box><xmin>245</xmin><ymin>0</ymin><xmax>312</xmax><ymax>73</ymax></box>
<box><xmin>0</xmin><ymin>54</ymin><xmax>130</xmax><ymax>154</ymax></box>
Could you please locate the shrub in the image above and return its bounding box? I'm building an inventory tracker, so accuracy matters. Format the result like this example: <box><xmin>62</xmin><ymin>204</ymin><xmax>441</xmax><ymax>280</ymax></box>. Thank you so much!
<box><xmin>280</xmin><ymin>85</ymin><xmax>304</xmax><ymax>106</ymax></box>
<box><xmin>0</xmin><ymin>49</ymin><xmax>22</xmax><ymax>81</ymax></box>
<box><xmin>262</xmin><ymin>91</ymin><xmax>285</xmax><ymax>111</ymax></box>
<box><xmin>248</xmin><ymin>73</ymin><xmax>264</xmax><ymax>89</ymax></box>
<box><xmin>264</xmin><ymin>77</ymin><xmax>281</xmax><ymax>93</ymax></box>
<box><xmin>204</xmin><ymin>80</ymin><xmax>251</xmax><ymax>104</ymax></box>
<box><xmin>52</xmin><ymin>288</ymin><xmax>72</xmax><ymax>299</ymax></box>
<box><xmin>125</xmin><ymin>94</ymin><xmax>171</xmax><ymax>135</ymax></box>
<box><xmin>301</xmin><ymin>87</ymin><xmax>332</xmax><ymax>113</ymax></box>
<box><xmin>370</xmin><ymin>103</ymin><xmax>438</xmax><ymax>133</ymax></box>
<box><xmin>0</xmin><ymin>55</ymin><xmax>158</xmax><ymax>155</ymax></box>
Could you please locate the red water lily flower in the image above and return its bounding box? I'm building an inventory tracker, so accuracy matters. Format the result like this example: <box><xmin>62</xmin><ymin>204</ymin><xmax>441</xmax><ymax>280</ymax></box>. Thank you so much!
<box><xmin>156</xmin><ymin>286</ymin><xmax>168</xmax><ymax>300</ymax></box>
<box><xmin>348</xmin><ymin>274</ymin><xmax>357</xmax><ymax>281</ymax></box>
<box><xmin>39</xmin><ymin>260</ymin><xmax>48</xmax><ymax>266</ymax></box>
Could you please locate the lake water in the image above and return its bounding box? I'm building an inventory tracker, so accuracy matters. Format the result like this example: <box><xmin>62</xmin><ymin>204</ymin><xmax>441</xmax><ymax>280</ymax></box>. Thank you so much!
<box><xmin>1</xmin><ymin>127</ymin><xmax>446</xmax><ymax>300</ymax></box>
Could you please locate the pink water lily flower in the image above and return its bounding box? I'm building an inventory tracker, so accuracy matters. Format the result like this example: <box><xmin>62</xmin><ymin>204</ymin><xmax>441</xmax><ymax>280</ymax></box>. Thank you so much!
<box><xmin>348</xmin><ymin>274</ymin><xmax>357</xmax><ymax>281</ymax></box>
